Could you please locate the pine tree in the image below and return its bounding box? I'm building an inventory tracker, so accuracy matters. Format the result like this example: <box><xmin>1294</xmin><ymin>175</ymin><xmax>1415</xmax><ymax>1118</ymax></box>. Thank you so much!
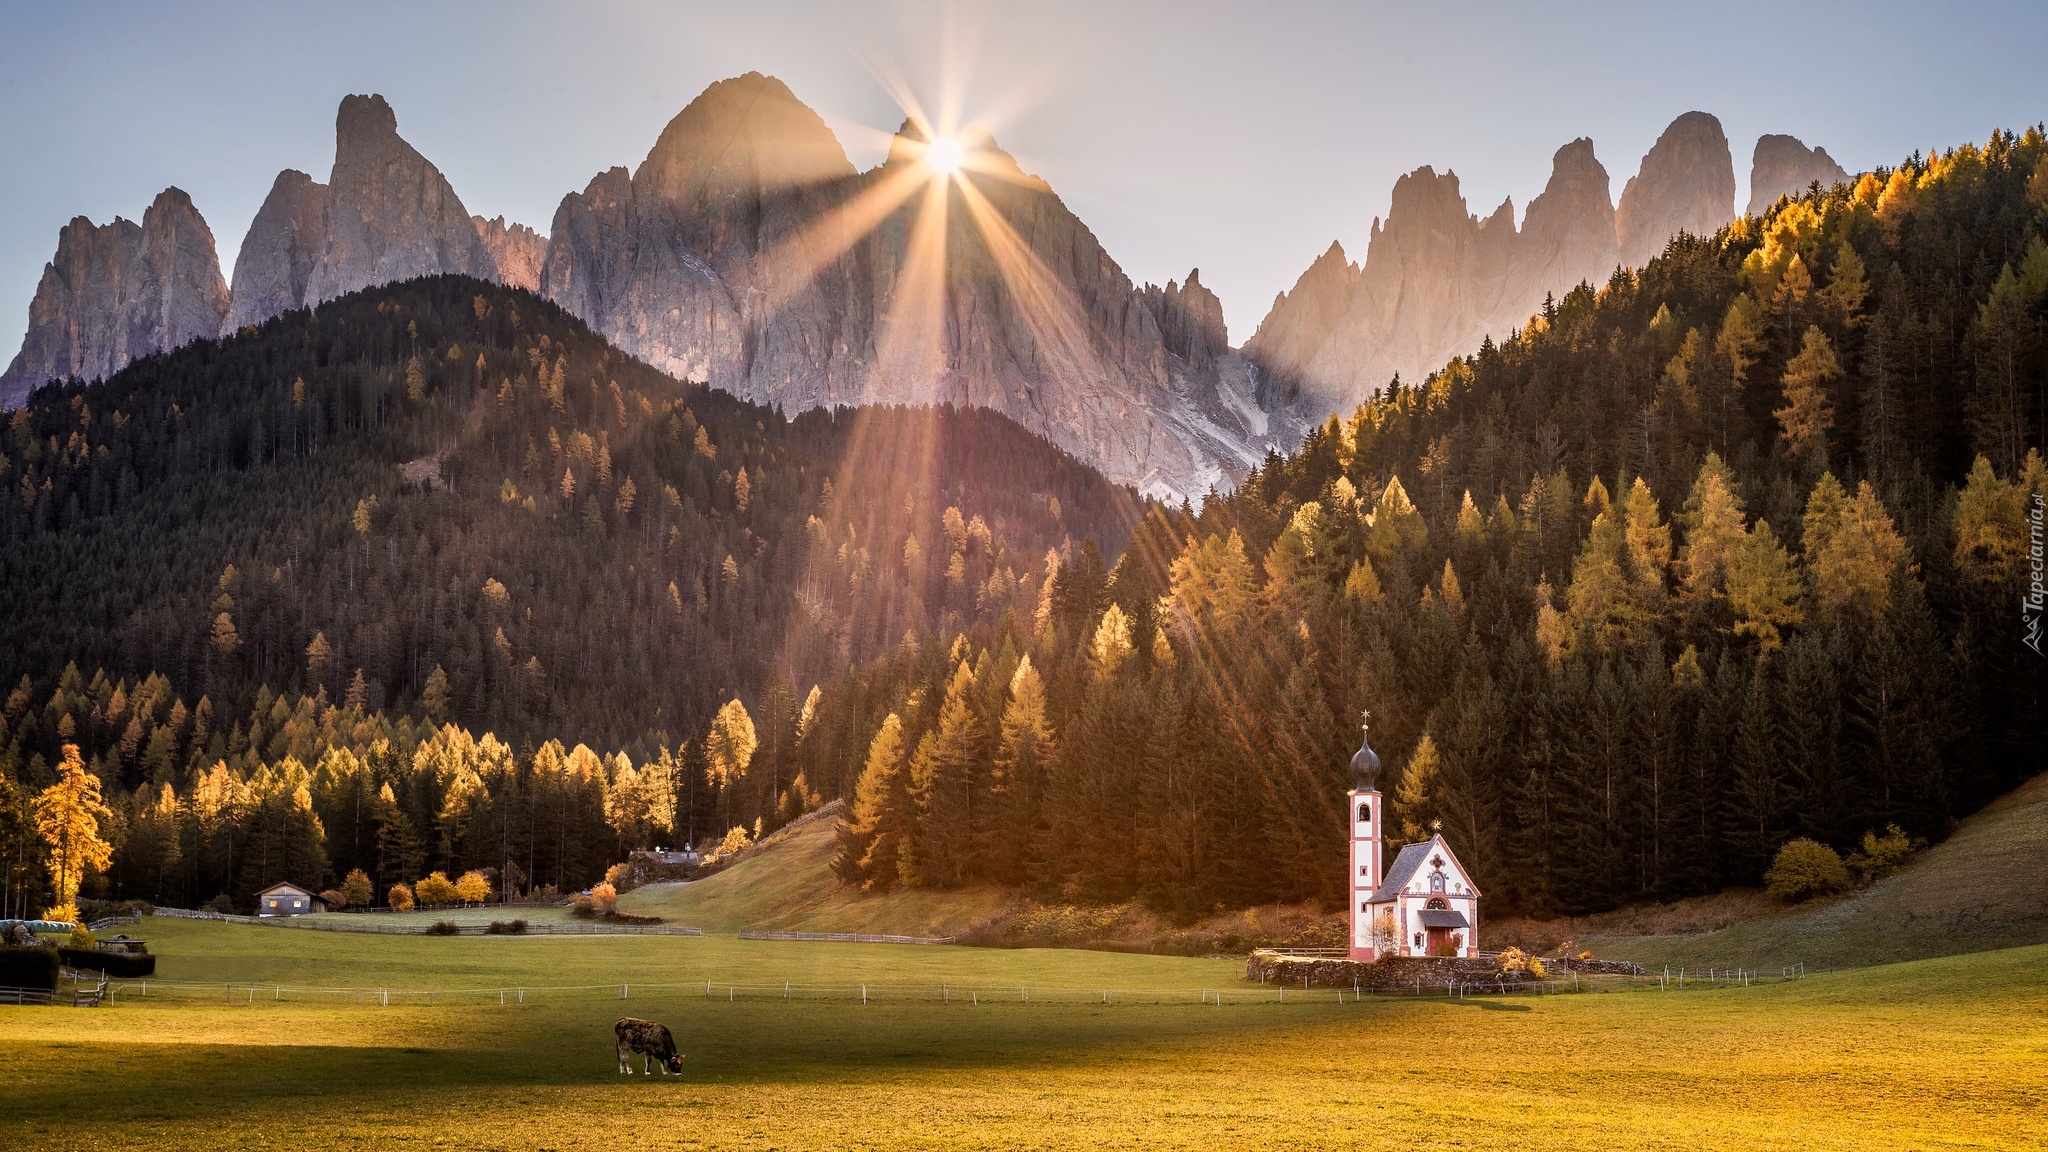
<box><xmin>1724</xmin><ymin>664</ymin><xmax>1786</xmax><ymax>879</ymax></box>
<box><xmin>834</xmin><ymin>714</ymin><xmax>911</xmax><ymax>890</ymax></box>
<box><xmin>903</xmin><ymin>663</ymin><xmax>985</xmax><ymax>887</ymax></box>
<box><xmin>993</xmin><ymin>657</ymin><xmax>1055</xmax><ymax>884</ymax></box>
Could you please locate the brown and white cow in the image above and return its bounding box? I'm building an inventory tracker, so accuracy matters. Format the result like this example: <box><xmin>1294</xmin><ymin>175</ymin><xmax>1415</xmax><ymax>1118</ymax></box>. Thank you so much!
<box><xmin>615</xmin><ymin>1016</ymin><xmax>685</xmax><ymax>1075</ymax></box>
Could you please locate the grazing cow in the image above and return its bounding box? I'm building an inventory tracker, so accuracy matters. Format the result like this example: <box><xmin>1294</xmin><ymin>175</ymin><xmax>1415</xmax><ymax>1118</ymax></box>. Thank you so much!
<box><xmin>615</xmin><ymin>1016</ymin><xmax>685</xmax><ymax>1075</ymax></box>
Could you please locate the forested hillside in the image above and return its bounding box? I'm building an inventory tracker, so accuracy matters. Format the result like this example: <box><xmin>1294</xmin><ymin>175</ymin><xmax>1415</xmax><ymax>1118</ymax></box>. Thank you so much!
<box><xmin>0</xmin><ymin>277</ymin><xmax>1139</xmax><ymax>912</ymax></box>
<box><xmin>3</xmin><ymin>131</ymin><xmax>2044</xmax><ymax>923</ymax></box>
<box><xmin>823</xmin><ymin>129</ymin><xmax>2048</xmax><ymax>919</ymax></box>
<box><xmin>0</xmin><ymin>276</ymin><xmax>1137</xmax><ymax>741</ymax></box>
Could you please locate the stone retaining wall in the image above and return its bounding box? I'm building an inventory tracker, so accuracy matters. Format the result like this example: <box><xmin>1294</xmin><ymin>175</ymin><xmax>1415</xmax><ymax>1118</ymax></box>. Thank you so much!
<box><xmin>1246</xmin><ymin>950</ymin><xmax>1644</xmax><ymax>988</ymax></box>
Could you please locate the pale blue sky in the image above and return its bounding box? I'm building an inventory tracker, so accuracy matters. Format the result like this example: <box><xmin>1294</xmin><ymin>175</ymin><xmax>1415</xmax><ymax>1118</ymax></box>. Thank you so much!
<box><xmin>1</xmin><ymin>0</ymin><xmax>2043</xmax><ymax>354</ymax></box>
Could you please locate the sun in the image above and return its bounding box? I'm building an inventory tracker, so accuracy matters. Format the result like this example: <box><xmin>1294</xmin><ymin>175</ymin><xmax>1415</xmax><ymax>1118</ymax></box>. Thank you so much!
<box><xmin>925</xmin><ymin>136</ymin><xmax>964</xmax><ymax>177</ymax></box>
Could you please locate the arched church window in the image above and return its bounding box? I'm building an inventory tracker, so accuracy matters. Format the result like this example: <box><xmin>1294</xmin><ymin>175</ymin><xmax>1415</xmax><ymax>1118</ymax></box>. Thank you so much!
<box><xmin>1413</xmin><ymin>932</ymin><xmax>1424</xmax><ymax>949</ymax></box>
<box><xmin>1425</xmin><ymin>896</ymin><xmax>1448</xmax><ymax>910</ymax></box>
<box><xmin>1357</xmin><ymin>802</ymin><xmax>1370</xmax><ymax>826</ymax></box>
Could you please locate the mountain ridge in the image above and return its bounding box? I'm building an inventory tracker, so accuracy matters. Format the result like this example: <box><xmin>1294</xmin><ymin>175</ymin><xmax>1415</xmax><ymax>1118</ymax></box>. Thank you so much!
<box><xmin>3</xmin><ymin>80</ymin><xmax>1858</xmax><ymax>498</ymax></box>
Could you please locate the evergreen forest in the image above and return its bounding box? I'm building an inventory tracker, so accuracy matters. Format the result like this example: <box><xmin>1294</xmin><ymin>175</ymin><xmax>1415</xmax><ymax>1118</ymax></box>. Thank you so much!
<box><xmin>3</xmin><ymin>130</ymin><xmax>2045</xmax><ymax>922</ymax></box>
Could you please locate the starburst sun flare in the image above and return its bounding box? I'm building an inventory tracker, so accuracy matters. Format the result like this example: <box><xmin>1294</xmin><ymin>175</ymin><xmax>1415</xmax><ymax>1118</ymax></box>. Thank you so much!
<box><xmin>923</xmin><ymin>135</ymin><xmax>965</xmax><ymax>176</ymax></box>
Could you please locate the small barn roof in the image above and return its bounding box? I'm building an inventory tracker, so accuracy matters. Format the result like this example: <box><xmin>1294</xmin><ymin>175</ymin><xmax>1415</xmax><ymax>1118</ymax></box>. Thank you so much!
<box><xmin>255</xmin><ymin>882</ymin><xmax>315</xmax><ymax>898</ymax></box>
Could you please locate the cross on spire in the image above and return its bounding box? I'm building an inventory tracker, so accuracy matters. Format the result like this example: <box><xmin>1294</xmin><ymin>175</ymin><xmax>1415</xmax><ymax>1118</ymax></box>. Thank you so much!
<box><xmin>1360</xmin><ymin>709</ymin><xmax>1371</xmax><ymax>733</ymax></box>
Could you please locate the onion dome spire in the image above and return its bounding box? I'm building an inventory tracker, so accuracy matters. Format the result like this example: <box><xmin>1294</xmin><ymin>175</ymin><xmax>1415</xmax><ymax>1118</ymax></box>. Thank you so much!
<box><xmin>1351</xmin><ymin>710</ymin><xmax>1381</xmax><ymax>790</ymax></box>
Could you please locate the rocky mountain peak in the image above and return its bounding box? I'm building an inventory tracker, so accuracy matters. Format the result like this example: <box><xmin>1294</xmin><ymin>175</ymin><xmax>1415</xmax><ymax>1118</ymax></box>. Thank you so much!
<box><xmin>226</xmin><ymin>169</ymin><xmax>328</xmax><ymax>332</ymax></box>
<box><xmin>302</xmin><ymin>92</ymin><xmax>490</xmax><ymax>306</ymax></box>
<box><xmin>636</xmin><ymin>72</ymin><xmax>856</xmax><ymax>209</ymax></box>
<box><xmin>336</xmin><ymin>92</ymin><xmax>400</xmax><ymax>149</ymax></box>
<box><xmin>1616</xmin><ymin>111</ymin><xmax>1736</xmax><ymax>268</ymax></box>
<box><xmin>1142</xmin><ymin>269</ymin><xmax>1228</xmax><ymax>371</ymax></box>
<box><xmin>473</xmin><ymin>216</ymin><xmax>545</xmax><ymax>293</ymax></box>
<box><xmin>1</xmin><ymin>189</ymin><xmax>228</xmax><ymax>407</ymax></box>
<box><xmin>120</xmin><ymin>187</ymin><xmax>230</xmax><ymax>360</ymax></box>
<box><xmin>1748</xmin><ymin>134</ymin><xmax>1850</xmax><ymax>216</ymax></box>
<box><xmin>1519</xmin><ymin>137</ymin><xmax>1618</xmax><ymax>294</ymax></box>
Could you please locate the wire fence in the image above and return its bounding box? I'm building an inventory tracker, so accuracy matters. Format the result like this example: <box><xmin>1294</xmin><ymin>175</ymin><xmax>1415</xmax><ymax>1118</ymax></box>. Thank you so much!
<box><xmin>737</xmin><ymin>930</ymin><xmax>955</xmax><ymax>945</ymax></box>
<box><xmin>74</xmin><ymin>963</ymin><xmax>1811</xmax><ymax>1011</ymax></box>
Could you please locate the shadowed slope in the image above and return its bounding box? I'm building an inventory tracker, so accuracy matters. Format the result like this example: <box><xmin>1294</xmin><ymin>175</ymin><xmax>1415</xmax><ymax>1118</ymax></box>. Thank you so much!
<box><xmin>1596</xmin><ymin>773</ymin><xmax>2048</xmax><ymax>971</ymax></box>
<box><xmin>619</xmin><ymin>812</ymin><xmax>1012</xmax><ymax>938</ymax></box>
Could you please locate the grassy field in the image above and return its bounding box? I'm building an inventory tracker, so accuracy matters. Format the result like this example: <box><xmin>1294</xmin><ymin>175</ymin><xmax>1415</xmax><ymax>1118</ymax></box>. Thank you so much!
<box><xmin>294</xmin><ymin>904</ymin><xmax>589</xmax><ymax>930</ymax></box>
<box><xmin>620</xmin><ymin>815</ymin><xmax>1012</xmax><ymax>938</ymax></box>
<box><xmin>4</xmin><ymin>918</ymin><xmax>2044</xmax><ymax>1150</ymax></box>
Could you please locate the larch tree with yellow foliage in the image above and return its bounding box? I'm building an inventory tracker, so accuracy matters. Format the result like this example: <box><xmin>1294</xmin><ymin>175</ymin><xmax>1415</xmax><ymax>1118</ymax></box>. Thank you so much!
<box><xmin>34</xmin><ymin>744</ymin><xmax>113</xmax><ymax>922</ymax></box>
<box><xmin>1776</xmin><ymin>326</ymin><xmax>1842</xmax><ymax>462</ymax></box>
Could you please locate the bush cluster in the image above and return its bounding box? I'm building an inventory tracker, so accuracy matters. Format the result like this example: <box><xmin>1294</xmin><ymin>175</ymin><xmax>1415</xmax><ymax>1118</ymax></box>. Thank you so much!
<box><xmin>424</xmin><ymin>921</ymin><xmax>461</xmax><ymax>936</ymax></box>
<box><xmin>1765</xmin><ymin>838</ymin><xmax>1851</xmax><ymax>901</ymax></box>
<box><xmin>0</xmin><ymin>945</ymin><xmax>60</xmax><ymax>991</ymax></box>
<box><xmin>486</xmin><ymin>920</ymin><xmax>528</xmax><ymax>935</ymax></box>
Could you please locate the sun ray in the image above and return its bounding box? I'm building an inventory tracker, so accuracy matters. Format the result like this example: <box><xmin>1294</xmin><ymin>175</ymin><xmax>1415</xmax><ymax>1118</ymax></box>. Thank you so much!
<box><xmin>951</xmin><ymin>172</ymin><xmax>1112</xmax><ymax>385</ymax></box>
<box><xmin>870</xmin><ymin>173</ymin><xmax>954</xmax><ymax>402</ymax></box>
<box><xmin>753</xmin><ymin>161</ymin><xmax>928</xmax><ymax>316</ymax></box>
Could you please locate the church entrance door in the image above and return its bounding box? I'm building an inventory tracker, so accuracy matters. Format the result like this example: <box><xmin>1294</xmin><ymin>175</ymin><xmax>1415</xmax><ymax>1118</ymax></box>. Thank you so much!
<box><xmin>1425</xmin><ymin>926</ymin><xmax>1450</xmax><ymax>955</ymax></box>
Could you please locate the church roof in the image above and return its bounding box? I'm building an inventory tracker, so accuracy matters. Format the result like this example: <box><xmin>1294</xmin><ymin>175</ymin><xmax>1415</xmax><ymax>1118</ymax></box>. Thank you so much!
<box><xmin>1366</xmin><ymin>834</ymin><xmax>1484</xmax><ymax>902</ymax></box>
<box><xmin>1418</xmin><ymin>909</ymin><xmax>1470</xmax><ymax>929</ymax></box>
<box><xmin>1368</xmin><ymin>842</ymin><xmax>1435</xmax><ymax>902</ymax></box>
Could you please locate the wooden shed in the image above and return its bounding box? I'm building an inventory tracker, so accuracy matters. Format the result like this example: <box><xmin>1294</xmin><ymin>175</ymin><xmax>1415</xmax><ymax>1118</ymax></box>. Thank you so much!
<box><xmin>254</xmin><ymin>882</ymin><xmax>318</xmax><ymax>917</ymax></box>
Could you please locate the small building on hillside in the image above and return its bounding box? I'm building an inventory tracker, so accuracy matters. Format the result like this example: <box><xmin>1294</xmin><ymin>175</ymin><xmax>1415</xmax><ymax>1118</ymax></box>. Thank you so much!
<box><xmin>254</xmin><ymin>882</ymin><xmax>318</xmax><ymax>917</ymax></box>
<box><xmin>1347</xmin><ymin>717</ymin><xmax>1482</xmax><ymax>960</ymax></box>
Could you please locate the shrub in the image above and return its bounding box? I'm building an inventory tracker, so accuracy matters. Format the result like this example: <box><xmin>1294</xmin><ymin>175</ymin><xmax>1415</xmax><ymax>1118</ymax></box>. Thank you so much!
<box><xmin>454</xmin><ymin>870</ymin><xmax>492</xmax><ymax>904</ymax></box>
<box><xmin>1765</xmin><ymin>838</ymin><xmax>1850</xmax><ymax>901</ymax></box>
<box><xmin>203</xmin><ymin>894</ymin><xmax>236</xmax><ymax>915</ymax></box>
<box><xmin>58</xmin><ymin>946</ymin><xmax>155</xmax><ymax>978</ymax></box>
<box><xmin>0</xmin><ymin>945</ymin><xmax>60</xmax><ymax>991</ymax></box>
<box><xmin>68</xmin><ymin>924</ymin><xmax>95</xmax><ymax>949</ymax></box>
<box><xmin>571</xmin><ymin>894</ymin><xmax>596</xmax><ymax>919</ymax></box>
<box><xmin>1846</xmin><ymin>824</ymin><xmax>1923</xmax><ymax>883</ymax></box>
<box><xmin>486</xmin><ymin>920</ymin><xmax>528</xmax><ymax>935</ymax></box>
<box><xmin>76</xmin><ymin>898</ymin><xmax>153</xmax><ymax>922</ymax></box>
<box><xmin>415</xmin><ymin>872</ymin><xmax>460</xmax><ymax>907</ymax></box>
<box><xmin>601</xmin><ymin>910</ymin><xmax>664</xmax><ymax>925</ymax></box>
<box><xmin>43</xmin><ymin>902</ymin><xmax>80</xmax><ymax>926</ymax></box>
<box><xmin>388</xmin><ymin>883</ymin><xmax>415</xmax><ymax>912</ymax></box>
<box><xmin>716</xmin><ymin>825</ymin><xmax>752</xmax><ymax>857</ymax></box>
<box><xmin>1497</xmin><ymin>946</ymin><xmax>1553</xmax><ymax>980</ymax></box>
<box><xmin>340</xmin><ymin>869</ymin><xmax>374</xmax><ymax>909</ymax></box>
<box><xmin>603</xmin><ymin>861</ymin><xmax>640</xmax><ymax>894</ymax></box>
<box><xmin>424</xmin><ymin>921</ymin><xmax>461</xmax><ymax>936</ymax></box>
<box><xmin>319</xmin><ymin>888</ymin><xmax>347</xmax><ymax>909</ymax></box>
<box><xmin>589</xmin><ymin>881</ymin><xmax>618</xmax><ymax>915</ymax></box>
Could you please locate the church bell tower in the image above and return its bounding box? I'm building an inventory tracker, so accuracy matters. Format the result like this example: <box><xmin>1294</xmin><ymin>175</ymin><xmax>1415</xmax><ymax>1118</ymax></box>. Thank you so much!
<box><xmin>1348</xmin><ymin>713</ymin><xmax>1384</xmax><ymax>961</ymax></box>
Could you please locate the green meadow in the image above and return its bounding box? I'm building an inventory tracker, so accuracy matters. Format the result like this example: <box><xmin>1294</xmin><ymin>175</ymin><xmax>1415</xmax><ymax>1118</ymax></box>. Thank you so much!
<box><xmin>3</xmin><ymin>917</ymin><xmax>2043</xmax><ymax>1150</ymax></box>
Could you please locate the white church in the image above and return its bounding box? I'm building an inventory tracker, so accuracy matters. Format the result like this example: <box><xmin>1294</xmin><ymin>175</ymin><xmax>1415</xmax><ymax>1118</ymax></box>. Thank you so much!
<box><xmin>1348</xmin><ymin>717</ymin><xmax>1481</xmax><ymax>960</ymax></box>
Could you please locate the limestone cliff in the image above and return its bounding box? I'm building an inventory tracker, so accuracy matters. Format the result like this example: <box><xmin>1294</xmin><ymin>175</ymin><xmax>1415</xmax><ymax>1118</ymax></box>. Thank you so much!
<box><xmin>2</xmin><ymin>188</ymin><xmax>228</xmax><ymax>407</ymax></box>
<box><xmin>1616</xmin><ymin>111</ymin><xmax>1736</xmax><ymax>268</ymax></box>
<box><xmin>1253</xmin><ymin>114</ymin><xmax>1751</xmax><ymax>420</ymax></box>
<box><xmin>540</xmin><ymin>74</ymin><xmax>1283</xmax><ymax>498</ymax></box>
<box><xmin>225</xmin><ymin>169</ymin><xmax>327</xmax><ymax>332</ymax></box>
<box><xmin>1748</xmin><ymin>134</ymin><xmax>1849</xmax><ymax>216</ymax></box>
<box><xmin>1248</xmin><ymin>139</ymin><xmax>1616</xmax><ymax>416</ymax></box>
<box><xmin>474</xmin><ymin>216</ymin><xmax>546</xmax><ymax>292</ymax></box>
<box><xmin>300</xmin><ymin>94</ymin><xmax>492</xmax><ymax>305</ymax></box>
<box><xmin>227</xmin><ymin>96</ymin><xmax>543</xmax><ymax>332</ymax></box>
